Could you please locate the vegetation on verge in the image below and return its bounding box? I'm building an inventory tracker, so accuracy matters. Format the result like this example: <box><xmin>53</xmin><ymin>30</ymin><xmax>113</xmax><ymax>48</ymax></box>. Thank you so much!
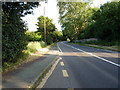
<box><xmin>57</xmin><ymin>1</ymin><xmax>120</xmax><ymax>46</ymax></box>
<box><xmin>72</xmin><ymin>42</ymin><xmax>120</xmax><ymax>52</ymax></box>
<box><xmin>26</xmin><ymin>31</ymin><xmax>42</xmax><ymax>41</ymax></box>
<box><xmin>26</xmin><ymin>41</ymin><xmax>46</xmax><ymax>54</ymax></box>
<box><xmin>2</xmin><ymin>2</ymin><xmax>39</xmax><ymax>69</ymax></box>
<box><xmin>2</xmin><ymin>1</ymin><xmax>63</xmax><ymax>72</ymax></box>
<box><xmin>36</xmin><ymin>16</ymin><xmax>63</xmax><ymax>45</ymax></box>
<box><xmin>2</xmin><ymin>41</ymin><xmax>49</xmax><ymax>72</ymax></box>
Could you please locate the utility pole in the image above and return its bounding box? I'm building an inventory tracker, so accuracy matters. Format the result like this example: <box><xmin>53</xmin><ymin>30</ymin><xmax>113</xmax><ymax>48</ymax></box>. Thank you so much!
<box><xmin>44</xmin><ymin>0</ymin><xmax>47</xmax><ymax>43</ymax></box>
<box><xmin>44</xmin><ymin>7</ymin><xmax>46</xmax><ymax>43</ymax></box>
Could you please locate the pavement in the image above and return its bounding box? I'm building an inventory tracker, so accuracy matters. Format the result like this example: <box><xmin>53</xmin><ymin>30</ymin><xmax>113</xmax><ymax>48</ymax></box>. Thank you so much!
<box><xmin>2</xmin><ymin>44</ymin><xmax>59</xmax><ymax>88</ymax></box>
<box><xmin>42</xmin><ymin>41</ymin><xmax>119</xmax><ymax>88</ymax></box>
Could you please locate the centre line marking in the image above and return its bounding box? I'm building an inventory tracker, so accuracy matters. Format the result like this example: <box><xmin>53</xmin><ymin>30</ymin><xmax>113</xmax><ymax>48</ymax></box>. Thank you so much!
<box><xmin>68</xmin><ymin>88</ymin><xmax>74</xmax><ymax>90</ymax></box>
<box><xmin>62</xmin><ymin>70</ymin><xmax>69</xmax><ymax>77</ymax></box>
<box><xmin>57</xmin><ymin>43</ymin><xmax>63</xmax><ymax>54</ymax></box>
<box><xmin>37</xmin><ymin>57</ymin><xmax>62</xmax><ymax>88</ymax></box>
<box><xmin>62</xmin><ymin>43</ymin><xmax>120</xmax><ymax>67</ymax></box>
<box><xmin>60</xmin><ymin>61</ymin><xmax>65</xmax><ymax>66</ymax></box>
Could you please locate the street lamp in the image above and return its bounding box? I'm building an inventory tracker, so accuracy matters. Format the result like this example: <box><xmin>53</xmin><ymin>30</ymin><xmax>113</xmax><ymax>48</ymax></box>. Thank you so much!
<box><xmin>44</xmin><ymin>0</ymin><xmax>47</xmax><ymax>43</ymax></box>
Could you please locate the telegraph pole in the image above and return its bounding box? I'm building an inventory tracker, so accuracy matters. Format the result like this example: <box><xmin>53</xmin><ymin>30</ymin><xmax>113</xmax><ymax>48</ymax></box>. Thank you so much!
<box><xmin>44</xmin><ymin>0</ymin><xmax>47</xmax><ymax>43</ymax></box>
<box><xmin>44</xmin><ymin>7</ymin><xmax>46</xmax><ymax>43</ymax></box>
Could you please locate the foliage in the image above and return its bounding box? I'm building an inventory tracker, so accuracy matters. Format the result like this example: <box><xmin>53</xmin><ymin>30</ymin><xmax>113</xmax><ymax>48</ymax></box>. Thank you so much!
<box><xmin>82</xmin><ymin>22</ymin><xmax>95</xmax><ymax>39</ymax></box>
<box><xmin>2</xmin><ymin>2</ymin><xmax>39</xmax><ymax>63</ymax></box>
<box><xmin>52</xmin><ymin>30</ymin><xmax>63</xmax><ymax>42</ymax></box>
<box><xmin>73</xmin><ymin>42</ymin><xmax>120</xmax><ymax>52</ymax></box>
<box><xmin>92</xmin><ymin>2</ymin><xmax>120</xmax><ymax>41</ymax></box>
<box><xmin>2</xmin><ymin>41</ymin><xmax>46</xmax><ymax>72</ymax></box>
<box><xmin>36</xmin><ymin>16</ymin><xmax>62</xmax><ymax>44</ymax></box>
<box><xmin>26</xmin><ymin>31</ymin><xmax>42</xmax><ymax>41</ymax></box>
<box><xmin>58</xmin><ymin>1</ymin><xmax>120</xmax><ymax>44</ymax></box>
<box><xmin>27</xmin><ymin>41</ymin><xmax>46</xmax><ymax>54</ymax></box>
<box><xmin>57</xmin><ymin>2</ymin><xmax>97</xmax><ymax>41</ymax></box>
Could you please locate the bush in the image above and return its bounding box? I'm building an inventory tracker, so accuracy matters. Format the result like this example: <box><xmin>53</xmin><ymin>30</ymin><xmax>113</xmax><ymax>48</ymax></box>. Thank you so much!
<box><xmin>2</xmin><ymin>41</ymin><xmax>47</xmax><ymax>72</ymax></box>
<box><xmin>27</xmin><ymin>41</ymin><xmax>47</xmax><ymax>54</ymax></box>
<box><xmin>26</xmin><ymin>31</ymin><xmax>42</xmax><ymax>41</ymax></box>
<box><xmin>92</xmin><ymin>2</ymin><xmax>120</xmax><ymax>41</ymax></box>
<box><xmin>40</xmin><ymin>41</ymin><xmax>47</xmax><ymax>48</ymax></box>
<box><xmin>2</xmin><ymin>14</ymin><xmax>28</xmax><ymax>63</ymax></box>
<box><xmin>84</xmin><ymin>23</ymin><xmax>95</xmax><ymax>39</ymax></box>
<box><xmin>78</xmin><ymin>33</ymin><xmax>85</xmax><ymax>39</ymax></box>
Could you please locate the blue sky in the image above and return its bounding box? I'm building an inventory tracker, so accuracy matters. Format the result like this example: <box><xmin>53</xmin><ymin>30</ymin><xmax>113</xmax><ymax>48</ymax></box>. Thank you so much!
<box><xmin>22</xmin><ymin>0</ymin><xmax>112</xmax><ymax>32</ymax></box>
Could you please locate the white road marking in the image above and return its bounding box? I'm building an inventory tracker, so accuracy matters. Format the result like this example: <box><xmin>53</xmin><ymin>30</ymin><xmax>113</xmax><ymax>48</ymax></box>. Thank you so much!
<box><xmin>62</xmin><ymin>43</ymin><xmax>120</xmax><ymax>67</ymax></box>
<box><xmin>60</xmin><ymin>61</ymin><xmax>65</xmax><ymax>66</ymax></box>
<box><xmin>37</xmin><ymin>57</ymin><xmax>62</xmax><ymax>88</ymax></box>
<box><xmin>62</xmin><ymin>70</ymin><xmax>69</xmax><ymax>77</ymax></box>
<box><xmin>57</xmin><ymin>43</ymin><xmax>63</xmax><ymax>54</ymax></box>
<box><xmin>59</xmin><ymin>57</ymin><xmax>62</xmax><ymax>60</ymax></box>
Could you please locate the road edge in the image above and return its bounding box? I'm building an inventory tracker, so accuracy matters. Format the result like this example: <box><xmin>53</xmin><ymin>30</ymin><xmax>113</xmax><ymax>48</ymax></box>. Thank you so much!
<box><xmin>28</xmin><ymin>43</ymin><xmax>60</xmax><ymax>89</ymax></box>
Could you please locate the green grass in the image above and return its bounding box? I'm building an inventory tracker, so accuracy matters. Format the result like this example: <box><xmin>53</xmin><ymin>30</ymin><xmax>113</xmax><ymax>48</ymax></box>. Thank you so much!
<box><xmin>2</xmin><ymin>51</ymin><xmax>29</xmax><ymax>72</ymax></box>
<box><xmin>83</xmin><ymin>40</ymin><xmax>120</xmax><ymax>46</ymax></box>
<box><xmin>27</xmin><ymin>41</ymin><xmax>47</xmax><ymax>54</ymax></box>
<box><xmin>72</xmin><ymin>42</ymin><xmax>120</xmax><ymax>52</ymax></box>
<box><xmin>29</xmin><ymin>65</ymin><xmax>52</xmax><ymax>89</ymax></box>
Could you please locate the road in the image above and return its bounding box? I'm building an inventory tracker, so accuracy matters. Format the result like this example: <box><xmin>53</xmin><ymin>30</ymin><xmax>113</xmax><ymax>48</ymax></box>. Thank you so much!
<box><xmin>41</xmin><ymin>42</ymin><xmax>119</xmax><ymax>88</ymax></box>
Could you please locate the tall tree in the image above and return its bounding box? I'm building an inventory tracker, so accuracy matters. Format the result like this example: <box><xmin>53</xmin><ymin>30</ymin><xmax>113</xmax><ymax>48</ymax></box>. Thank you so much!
<box><xmin>57</xmin><ymin>2</ymin><xmax>93</xmax><ymax>41</ymax></box>
<box><xmin>36</xmin><ymin>16</ymin><xmax>56</xmax><ymax>44</ymax></box>
<box><xmin>2</xmin><ymin>2</ymin><xmax>39</xmax><ymax>62</ymax></box>
<box><xmin>92</xmin><ymin>1</ymin><xmax>120</xmax><ymax>41</ymax></box>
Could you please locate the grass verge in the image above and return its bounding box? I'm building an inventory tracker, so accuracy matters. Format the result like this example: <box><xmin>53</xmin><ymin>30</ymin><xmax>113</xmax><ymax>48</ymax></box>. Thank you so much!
<box><xmin>29</xmin><ymin>56</ymin><xmax>59</xmax><ymax>89</ymax></box>
<box><xmin>29</xmin><ymin>43</ymin><xmax>59</xmax><ymax>89</ymax></box>
<box><xmin>29</xmin><ymin>64</ymin><xmax>52</xmax><ymax>89</ymax></box>
<box><xmin>72</xmin><ymin>42</ymin><xmax>120</xmax><ymax>52</ymax></box>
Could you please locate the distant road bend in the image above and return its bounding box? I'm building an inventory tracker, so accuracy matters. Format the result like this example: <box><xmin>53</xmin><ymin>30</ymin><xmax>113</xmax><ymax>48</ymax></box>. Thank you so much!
<box><xmin>40</xmin><ymin>41</ymin><xmax>119</xmax><ymax>88</ymax></box>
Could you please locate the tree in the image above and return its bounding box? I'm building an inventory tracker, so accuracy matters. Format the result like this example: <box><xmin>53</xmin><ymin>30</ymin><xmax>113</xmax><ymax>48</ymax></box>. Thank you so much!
<box><xmin>92</xmin><ymin>1</ymin><xmax>120</xmax><ymax>41</ymax></box>
<box><xmin>25</xmin><ymin>31</ymin><xmax>42</xmax><ymax>41</ymax></box>
<box><xmin>80</xmin><ymin>7</ymin><xmax>99</xmax><ymax>39</ymax></box>
<box><xmin>52</xmin><ymin>30</ymin><xmax>63</xmax><ymax>42</ymax></box>
<box><xmin>2</xmin><ymin>2</ymin><xmax>39</xmax><ymax>62</ymax></box>
<box><xmin>36</xmin><ymin>16</ymin><xmax>56</xmax><ymax>44</ymax></box>
<box><xmin>57</xmin><ymin>2</ymin><xmax>94</xmax><ymax>41</ymax></box>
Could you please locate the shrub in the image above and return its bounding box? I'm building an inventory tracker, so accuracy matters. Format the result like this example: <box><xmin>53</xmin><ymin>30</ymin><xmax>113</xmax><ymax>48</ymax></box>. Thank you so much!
<box><xmin>92</xmin><ymin>2</ymin><xmax>120</xmax><ymax>41</ymax></box>
<box><xmin>2</xmin><ymin>14</ymin><xmax>28</xmax><ymax>63</ymax></box>
<box><xmin>26</xmin><ymin>31</ymin><xmax>42</xmax><ymax>41</ymax></box>
<box><xmin>40</xmin><ymin>41</ymin><xmax>47</xmax><ymax>48</ymax></box>
<box><xmin>27</xmin><ymin>41</ymin><xmax>46</xmax><ymax>54</ymax></box>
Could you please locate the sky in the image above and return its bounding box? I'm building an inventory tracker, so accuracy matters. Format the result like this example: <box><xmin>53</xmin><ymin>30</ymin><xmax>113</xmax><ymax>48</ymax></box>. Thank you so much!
<box><xmin>22</xmin><ymin>0</ymin><xmax>112</xmax><ymax>32</ymax></box>
<box><xmin>22</xmin><ymin>0</ymin><xmax>60</xmax><ymax>31</ymax></box>
<box><xmin>90</xmin><ymin>0</ymin><xmax>112</xmax><ymax>7</ymax></box>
